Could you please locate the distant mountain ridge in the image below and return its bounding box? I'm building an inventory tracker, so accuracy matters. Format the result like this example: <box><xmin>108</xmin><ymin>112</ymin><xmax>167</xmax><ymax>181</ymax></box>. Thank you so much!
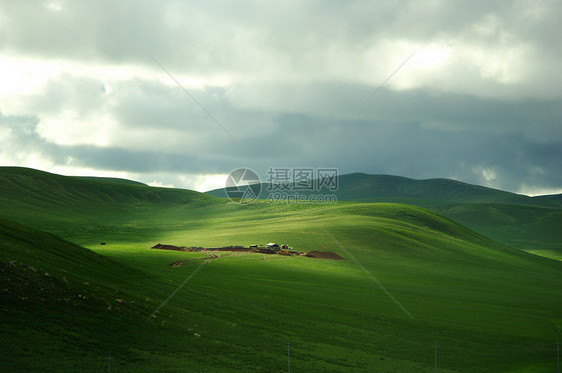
<box><xmin>207</xmin><ymin>172</ymin><xmax>560</xmax><ymax>208</ymax></box>
<box><xmin>332</xmin><ymin>173</ymin><xmax>556</xmax><ymax>206</ymax></box>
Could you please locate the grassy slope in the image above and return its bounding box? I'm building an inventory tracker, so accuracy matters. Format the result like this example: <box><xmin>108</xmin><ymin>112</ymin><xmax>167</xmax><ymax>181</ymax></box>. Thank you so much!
<box><xmin>0</xmin><ymin>219</ymin><xmax>176</xmax><ymax>372</ymax></box>
<box><xmin>1</xmin><ymin>167</ymin><xmax>562</xmax><ymax>372</ymax></box>
<box><xmin>208</xmin><ymin>172</ymin><xmax>562</xmax><ymax>260</ymax></box>
<box><xmin>0</xmin><ymin>166</ymin><xmax>212</xmax><ymax>236</ymax></box>
<box><xmin>429</xmin><ymin>203</ymin><xmax>562</xmax><ymax>260</ymax></box>
<box><xmin>535</xmin><ymin>193</ymin><xmax>562</xmax><ymax>207</ymax></box>
<box><xmin>330</xmin><ymin>174</ymin><xmax>562</xmax><ymax>260</ymax></box>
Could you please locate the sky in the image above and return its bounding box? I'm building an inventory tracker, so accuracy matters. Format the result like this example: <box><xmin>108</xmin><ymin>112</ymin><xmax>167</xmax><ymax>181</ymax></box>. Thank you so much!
<box><xmin>0</xmin><ymin>0</ymin><xmax>561</xmax><ymax>195</ymax></box>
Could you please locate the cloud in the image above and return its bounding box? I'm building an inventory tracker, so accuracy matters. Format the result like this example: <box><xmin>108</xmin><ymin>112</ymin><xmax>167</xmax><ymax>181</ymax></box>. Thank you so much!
<box><xmin>1</xmin><ymin>1</ymin><xmax>560</xmax><ymax>95</ymax></box>
<box><xmin>0</xmin><ymin>0</ymin><xmax>561</xmax><ymax>195</ymax></box>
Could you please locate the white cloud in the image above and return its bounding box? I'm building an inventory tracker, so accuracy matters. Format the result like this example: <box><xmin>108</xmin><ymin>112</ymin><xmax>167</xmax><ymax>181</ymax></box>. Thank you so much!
<box><xmin>0</xmin><ymin>55</ymin><xmax>59</xmax><ymax>102</ymax></box>
<box><xmin>192</xmin><ymin>174</ymin><xmax>229</xmax><ymax>192</ymax></box>
<box><xmin>147</xmin><ymin>180</ymin><xmax>176</xmax><ymax>188</ymax></box>
<box><xmin>517</xmin><ymin>186</ymin><xmax>562</xmax><ymax>197</ymax></box>
<box><xmin>36</xmin><ymin>112</ymin><xmax>113</xmax><ymax>146</ymax></box>
<box><xmin>142</xmin><ymin>173</ymin><xmax>229</xmax><ymax>192</ymax></box>
<box><xmin>481</xmin><ymin>167</ymin><xmax>497</xmax><ymax>182</ymax></box>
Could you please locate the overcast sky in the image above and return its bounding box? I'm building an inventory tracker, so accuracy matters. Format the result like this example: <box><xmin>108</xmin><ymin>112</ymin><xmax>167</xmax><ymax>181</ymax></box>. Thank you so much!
<box><xmin>0</xmin><ymin>0</ymin><xmax>561</xmax><ymax>195</ymax></box>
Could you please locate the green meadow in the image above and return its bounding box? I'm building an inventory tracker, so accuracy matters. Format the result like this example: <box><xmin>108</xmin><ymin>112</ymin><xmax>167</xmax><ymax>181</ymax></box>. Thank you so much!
<box><xmin>209</xmin><ymin>173</ymin><xmax>562</xmax><ymax>261</ymax></box>
<box><xmin>1</xmin><ymin>167</ymin><xmax>561</xmax><ymax>372</ymax></box>
<box><xmin>428</xmin><ymin>203</ymin><xmax>562</xmax><ymax>260</ymax></box>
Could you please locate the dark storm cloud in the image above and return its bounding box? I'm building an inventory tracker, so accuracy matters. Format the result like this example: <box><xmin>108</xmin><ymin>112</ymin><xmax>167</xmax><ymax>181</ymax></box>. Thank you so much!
<box><xmin>110</xmin><ymin>79</ymin><xmax>274</xmax><ymax>138</ymax></box>
<box><xmin>306</xmin><ymin>120</ymin><xmax>562</xmax><ymax>192</ymax></box>
<box><xmin>58</xmin><ymin>146</ymin><xmax>236</xmax><ymax>174</ymax></box>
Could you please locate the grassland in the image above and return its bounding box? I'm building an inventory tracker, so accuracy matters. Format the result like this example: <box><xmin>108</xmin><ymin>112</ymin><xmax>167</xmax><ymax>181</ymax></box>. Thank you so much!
<box><xmin>429</xmin><ymin>203</ymin><xmax>562</xmax><ymax>260</ymax></box>
<box><xmin>1</xmin><ymin>167</ymin><xmax>561</xmax><ymax>372</ymax></box>
<box><xmin>208</xmin><ymin>172</ymin><xmax>562</xmax><ymax>261</ymax></box>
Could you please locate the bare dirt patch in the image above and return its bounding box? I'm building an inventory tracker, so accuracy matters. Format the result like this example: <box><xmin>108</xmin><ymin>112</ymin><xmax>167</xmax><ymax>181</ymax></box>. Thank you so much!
<box><xmin>248</xmin><ymin>247</ymin><xmax>277</xmax><ymax>254</ymax></box>
<box><xmin>152</xmin><ymin>244</ymin><xmax>345</xmax><ymax>266</ymax></box>
<box><xmin>151</xmin><ymin>244</ymin><xmax>192</xmax><ymax>252</ymax></box>
<box><xmin>305</xmin><ymin>251</ymin><xmax>345</xmax><ymax>260</ymax></box>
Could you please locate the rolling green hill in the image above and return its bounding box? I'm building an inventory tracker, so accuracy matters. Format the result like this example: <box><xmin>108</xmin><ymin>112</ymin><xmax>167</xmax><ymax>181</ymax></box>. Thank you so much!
<box><xmin>1</xmin><ymin>167</ymin><xmax>561</xmax><ymax>372</ymax></box>
<box><xmin>0</xmin><ymin>167</ymin><xmax>207</xmax><ymax>208</ymax></box>
<box><xmin>0</xmin><ymin>166</ymin><xmax>213</xmax><ymax>236</ymax></box>
<box><xmin>535</xmin><ymin>193</ymin><xmax>562</xmax><ymax>207</ymax></box>
<box><xmin>207</xmin><ymin>172</ymin><xmax>562</xmax><ymax>260</ymax></box>
<box><xmin>331</xmin><ymin>174</ymin><xmax>562</xmax><ymax>260</ymax></box>
<box><xmin>430</xmin><ymin>203</ymin><xmax>562</xmax><ymax>260</ymax></box>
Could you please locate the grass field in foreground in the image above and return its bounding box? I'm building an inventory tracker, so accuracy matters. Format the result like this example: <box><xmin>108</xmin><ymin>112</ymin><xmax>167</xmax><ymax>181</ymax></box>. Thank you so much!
<box><xmin>1</xmin><ymin>167</ymin><xmax>561</xmax><ymax>372</ymax></box>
